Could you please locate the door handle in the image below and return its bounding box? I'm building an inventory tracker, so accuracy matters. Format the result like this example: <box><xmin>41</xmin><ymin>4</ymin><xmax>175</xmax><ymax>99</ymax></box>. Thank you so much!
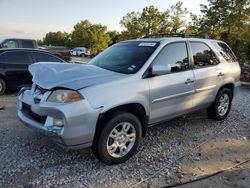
<box><xmin>218</xmin><ymin>72</ymin><xmax>224</xmax><ymax>77</ymax></box>
<box><xmin>185</xmin><ymin>78</ymin><xmax>194</xmax><ymax>84</ymax></box>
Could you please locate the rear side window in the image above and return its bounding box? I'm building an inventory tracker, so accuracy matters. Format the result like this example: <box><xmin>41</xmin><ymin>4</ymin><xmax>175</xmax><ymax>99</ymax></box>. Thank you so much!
<box><xmin>153</xmin><ymin>42</ymin><xmax>189</xmax><ymax>73</ymax></box>
<box><xmin>212</xmin><ymin>42</ymin><xmax>237</xmax><ymax>62</ymax></box>
<box><xmin>4</xmin><ymin>51</ymin><xmax>33</xmax><ymax>64</ymax></box>
<box><xmin>22</xmin><ymin>40</ymin><xmax>34</xmax><ymax>48</ymax></box>
<box><xmin>33</xmin><ymin>52</ymin><xmax>63</xmax><ymax>63</ymax></box>
<box><xmin>190</xmin><ymin>42</ymin><xmax>220</xmax><ymax>68</ymax></box>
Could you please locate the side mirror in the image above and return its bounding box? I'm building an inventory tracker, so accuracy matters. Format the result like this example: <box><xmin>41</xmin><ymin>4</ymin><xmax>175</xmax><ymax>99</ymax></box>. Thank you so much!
<box><xmin>152</xmin><ymin>64</ymin><xmax>171</xmax><ymax>76</ymax></box>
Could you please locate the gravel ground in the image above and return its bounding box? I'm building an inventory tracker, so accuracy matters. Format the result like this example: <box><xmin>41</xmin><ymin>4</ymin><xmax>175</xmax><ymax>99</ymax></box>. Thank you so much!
<box><xmin>0</xmin><ymin>87</ymin><xmax>249</xmax><ymax>188</ymax></box>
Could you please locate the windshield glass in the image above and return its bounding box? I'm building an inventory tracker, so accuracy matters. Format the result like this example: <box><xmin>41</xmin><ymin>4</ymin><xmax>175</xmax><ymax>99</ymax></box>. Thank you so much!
<box><xmin>89</xmin><ymin>41</ymin><xmax>159</xmax><ymax>74</ymax></box>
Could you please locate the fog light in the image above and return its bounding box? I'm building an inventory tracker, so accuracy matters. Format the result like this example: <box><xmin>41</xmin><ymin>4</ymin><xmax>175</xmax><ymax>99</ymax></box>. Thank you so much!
<box><xmin>53</xmin><ymin>118</ymin><xmax>63</xmax><ymax>127</ymax></box>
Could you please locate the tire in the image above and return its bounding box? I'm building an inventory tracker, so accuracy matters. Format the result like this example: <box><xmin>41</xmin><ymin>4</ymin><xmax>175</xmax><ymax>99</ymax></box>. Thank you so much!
<box><xmin>81</xmin><ymin>53</ymin><xmax>87</xmax><ymax>57</ymax></box>
<box><xmin>207</xmin><ymin>88</ymin><xmax>233</xmax><ymax>120</ymax></box>
<box><xmin>0</xmin><ymin>78</ymin><xmax>6</xmax><ymax>95</ymax></box>
<box><xmin>94</xmin><ymin>112</ymin><xmax>142</xmax><ymax>165</ymax></box>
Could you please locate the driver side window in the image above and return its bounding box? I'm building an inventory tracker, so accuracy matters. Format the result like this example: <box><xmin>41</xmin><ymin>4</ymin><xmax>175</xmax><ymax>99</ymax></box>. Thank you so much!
<box><xmin>153</xmin><ymin>42</ymin><xmax>189</xmax><ymax>73</ymax></box>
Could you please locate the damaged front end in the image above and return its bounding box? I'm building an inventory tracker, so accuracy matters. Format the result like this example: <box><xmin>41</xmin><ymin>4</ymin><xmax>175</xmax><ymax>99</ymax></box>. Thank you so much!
<box><xmin>17</xmin><ymin>81</ymin><xmax>102</xmax><ymax>150</ymax></box>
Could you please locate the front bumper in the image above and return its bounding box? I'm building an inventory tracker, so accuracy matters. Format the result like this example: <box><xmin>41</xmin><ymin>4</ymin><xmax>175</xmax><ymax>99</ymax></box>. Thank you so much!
<box><xmin>17</xmin><ymin>89</ymin><xmax>102</xmax><ymax>149</ymax></box>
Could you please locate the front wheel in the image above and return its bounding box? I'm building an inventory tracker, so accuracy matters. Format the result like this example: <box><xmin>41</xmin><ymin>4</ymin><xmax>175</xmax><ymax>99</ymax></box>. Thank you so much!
<box><xmin>94</xmin><ymin>112</ymin><xmax>142</xmax><ymax>165</ymax></box>
<box><xmin>207</xmin><ymin>88</ymin><xmax>233</xmax><ymax>120</ymax></box>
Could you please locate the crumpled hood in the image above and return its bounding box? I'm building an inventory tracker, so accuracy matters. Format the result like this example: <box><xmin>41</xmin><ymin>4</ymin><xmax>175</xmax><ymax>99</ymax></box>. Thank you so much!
<box><xmin>29</xmin><ymin>62</ymin><xmax>127</xmax><ymax>90</ymax></box>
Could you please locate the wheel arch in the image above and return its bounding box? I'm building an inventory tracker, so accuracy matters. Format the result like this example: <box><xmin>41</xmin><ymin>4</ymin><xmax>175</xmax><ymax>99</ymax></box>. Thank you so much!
<box><xmin>218</xmin><ymin>83</ymin><xmax>235</xmax><ymax>96</ymax></box>
<box><xmin>94</xmin><ymin>103</ymin><xmax>148</xmax><ymax>144</ymax></box>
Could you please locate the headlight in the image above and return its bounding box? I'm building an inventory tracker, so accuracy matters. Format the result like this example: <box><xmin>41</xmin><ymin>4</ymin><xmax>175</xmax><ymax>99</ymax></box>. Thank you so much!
<box><xmin>47</xmin><ymin>90</ymin><xmax>83</xmax><ymax>103</ymax></box>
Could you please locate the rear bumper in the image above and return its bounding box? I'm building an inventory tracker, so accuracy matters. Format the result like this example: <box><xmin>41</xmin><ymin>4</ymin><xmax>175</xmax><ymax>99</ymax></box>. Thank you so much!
<box><xmin>17</xmin><ymin>89</ymin><xmax>102</xmax><ymax>149</ymax></box>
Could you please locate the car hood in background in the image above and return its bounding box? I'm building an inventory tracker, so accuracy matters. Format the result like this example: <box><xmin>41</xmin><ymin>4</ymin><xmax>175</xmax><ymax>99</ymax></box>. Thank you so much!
<box><xmin>29</xmin><ymin>62</ymin><xmax>127</xmax><ymax>90</ymax></box>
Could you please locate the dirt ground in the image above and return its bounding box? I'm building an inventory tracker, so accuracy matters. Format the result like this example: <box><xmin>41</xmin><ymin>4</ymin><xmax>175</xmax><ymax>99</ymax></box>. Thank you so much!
<box><xmin>0</xmin><ymin>86</ymin><xmax>249</xmax><ymax>188</ymax></box>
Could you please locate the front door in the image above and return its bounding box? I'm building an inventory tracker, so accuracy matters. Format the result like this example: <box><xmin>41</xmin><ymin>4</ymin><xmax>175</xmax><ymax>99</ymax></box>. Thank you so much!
<box><xmin>148</xmin><ymin>42</ymin><xmax>195</xmax><ymax>124</ymax></box>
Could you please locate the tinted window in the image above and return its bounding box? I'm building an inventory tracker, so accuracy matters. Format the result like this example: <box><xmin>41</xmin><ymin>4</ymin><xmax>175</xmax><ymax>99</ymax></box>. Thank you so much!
<box><xmin>3</xmin><ymin>40</ymin><xmax>18</xmax><ymax>48</ymax></box>
<box><xmin>190</xmin><ymin>42</ymin><xmax>220</xmax><ymax>68</ymax></box>
<box><xmin>89</xmin><ymin>41</ymin><xmax>159</xmax><ymax>74</ymax></box>
<box><xmin>212</xmin><ymin>42</ymin><xmax>237</xmax><ymax>62</ymax></box>
<box><xmin>33</xmin><ymin>52</ymin><xmax>63</xmax><ymax>63</ymax></box>
<box><xmin>22</xmin><ymin>40</ymin><xmax>34</xmax><ymax>48</ymax></box>
<box><xmin>5</xmin><ymin>51</ymin><xmax>33</xmax><ymax>64</ymax></box>
<box><xmin>153</xmin><ymin>42</ymin><xmax>189</xmax><ymax>73</ymax></box>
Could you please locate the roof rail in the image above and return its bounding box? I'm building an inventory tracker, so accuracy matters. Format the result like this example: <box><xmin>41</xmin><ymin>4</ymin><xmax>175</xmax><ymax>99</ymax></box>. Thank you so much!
<box><xmin>141</xmin><ymin>34</ymin><xmax>210</xmax><ymax>39</ymax></box>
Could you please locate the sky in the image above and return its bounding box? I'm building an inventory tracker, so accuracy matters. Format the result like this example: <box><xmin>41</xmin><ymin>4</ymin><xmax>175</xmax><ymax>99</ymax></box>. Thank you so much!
<box><xmin>0</xmin><ymin>0</ymin><xmax>207</xmax><ymax>40</ymax></box>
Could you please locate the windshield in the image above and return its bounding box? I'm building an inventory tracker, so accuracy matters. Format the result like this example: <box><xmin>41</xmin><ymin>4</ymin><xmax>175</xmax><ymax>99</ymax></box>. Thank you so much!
<box><xmin>89</xmin><ymin>41</ymin><xmax>159</xmax><ymax>74</ymax></box>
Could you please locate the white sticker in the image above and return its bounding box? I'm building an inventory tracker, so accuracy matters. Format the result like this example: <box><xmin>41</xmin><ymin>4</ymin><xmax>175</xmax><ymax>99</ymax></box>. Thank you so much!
<box><xmin>128</xmin><ymin>67</ymin><xmax>134</xmax><ymax>71</ymax></box>
<box><xmin>138</xmin><ymin>42</ymin><xmax>157</xmax><ymax>47</ymax></box>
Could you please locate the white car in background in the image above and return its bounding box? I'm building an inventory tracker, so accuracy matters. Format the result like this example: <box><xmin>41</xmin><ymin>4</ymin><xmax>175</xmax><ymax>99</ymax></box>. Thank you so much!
<box><xmin>70</xmin><ymin>47</ymin><xmax>90</xmax><ymax>57</ymax></box>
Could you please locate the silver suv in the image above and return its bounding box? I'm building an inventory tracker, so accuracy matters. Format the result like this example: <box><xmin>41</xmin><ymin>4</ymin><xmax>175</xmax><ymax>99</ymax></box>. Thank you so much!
<box><xmin>17</xmin><ymin>37</ymin><xmax>241</xmax><ymax>164</ymax></box>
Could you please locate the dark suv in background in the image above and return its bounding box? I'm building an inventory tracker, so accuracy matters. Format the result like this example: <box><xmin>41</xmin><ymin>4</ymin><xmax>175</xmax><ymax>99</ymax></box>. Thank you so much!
<box><xmin>0</xmin><ymin>38</ymin><xmax>71</xmax><ymax>61</ymax></box>
<box><xmin>0</xmin><ymin>48</ymin><xmax>66</xmax><ymax>95</ymax></box>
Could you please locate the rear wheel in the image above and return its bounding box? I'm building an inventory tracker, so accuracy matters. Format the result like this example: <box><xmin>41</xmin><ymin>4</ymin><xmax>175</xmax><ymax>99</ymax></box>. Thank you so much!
<box><xmin>0</xmin><ymin>78</ymin><xmax>6</xmax><ymax>95</ymax></box>
<box><xmin>207</xmin><ymin>88</ymin><xmax>232</xmax><ymax>120</ymax></box>
<box><xmin>94</xmin><ymin>112</ymin><xmax>142</xmax><ymax>165</ymax></box>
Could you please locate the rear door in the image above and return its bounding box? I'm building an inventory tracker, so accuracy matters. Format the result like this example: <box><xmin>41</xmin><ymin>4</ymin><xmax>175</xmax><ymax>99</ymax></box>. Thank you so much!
<box><xmin>4</xmin><ymin>51</ymin><xmax>34</xmax><ymax>88</ymax></box>
<box><xmin>148</xmin><ymin>42</ymin><xmax>195</xmax><ymax>124</ymax></box>
<box><xmin>188</xmin><ymin>41</ymin><xmax>223</xmax><ymax>109</ymax></box>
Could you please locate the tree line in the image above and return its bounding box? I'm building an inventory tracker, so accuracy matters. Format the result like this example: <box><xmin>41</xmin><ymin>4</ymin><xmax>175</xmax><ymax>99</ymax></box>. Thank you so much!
<box><xmin>38</xmin><ymin>0</ymin><xmax>250</xmax><ymax>61</ymax></box>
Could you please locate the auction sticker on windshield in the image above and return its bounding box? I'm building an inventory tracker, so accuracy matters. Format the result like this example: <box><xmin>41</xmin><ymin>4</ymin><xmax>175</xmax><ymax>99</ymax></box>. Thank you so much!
<box><xmin>138</xmin><ymin>42</ymin><xmax>157</xmax><ymax>47</ymax></box>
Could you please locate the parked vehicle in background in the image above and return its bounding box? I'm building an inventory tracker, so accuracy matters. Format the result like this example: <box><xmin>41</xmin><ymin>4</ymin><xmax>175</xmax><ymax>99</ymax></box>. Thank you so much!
<box><xmin>0</xmin><ymin>48</ymin><xmax>66</xmax><ymax>95</ymax></box>
<box><xmin>0</xmin><ymin>38</ymin><xmax>37</xmax><ymax>48</ymax></box>
<box><xmin>240</xmin><ymin>63</ymin><xmax>250</xmax><ymax>85</ymax></box>
<box><xmin>17</xmin><ymin>37</ymin><xmax>240</xmax><ymax>164</ymax></box>
<box><xmin>0</xmin><ymin>38</ymin><xmax>71</xmax><ymax>61</ymax></box>
<box><xmin>41</xmin><ymin>46</ymin><xmax>71</xmax><ymax>61</ymax></box>
<box><xmin>70</xmin><ymin>47</ymin><xmax>90</xmax><ymax>57</ymax></box>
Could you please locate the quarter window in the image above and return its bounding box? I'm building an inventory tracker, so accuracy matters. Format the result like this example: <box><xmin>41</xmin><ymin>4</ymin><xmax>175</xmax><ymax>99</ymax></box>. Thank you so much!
<box><xmin>4</xmin><ymin>51</ymin><xmax>33</xmax><ymax>64</ymax></box>
<box><xmin>212</xmin><ymin>42</ymin><xmax>237</xmax><ymax>62</ymax></box>
<box><xmin>190</xmin><ymin>42</ymin><xmax>220</xmax><ymax>68</ymax></box>
<box><xmin>33</xmin><ymin>52</ymin><xmax>63</xmax><ymax>63</ymax></box>
<box><xmin>153</xmin><ymin>42</ymin><xmax>189</xmax><ymax>73</ymax></box>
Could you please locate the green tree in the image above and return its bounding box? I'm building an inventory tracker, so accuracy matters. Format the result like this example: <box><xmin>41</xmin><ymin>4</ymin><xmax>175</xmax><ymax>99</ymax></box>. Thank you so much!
<box><xmin>43</xmin><ymin>31</ymin><xmax>71</xmax><ymax>47</ymax></box>
<box><xmin>120</xmin><ymin>11</ymin><xmax>144</xmax><ymax>39</ymax></box>
<box><xmin>119</xmin><ymin>3</ymin><xmax>190</xmax><ymax>40</ymax></box>
<box><xmin>120</xmin><ymin>6</ymin><xmax>170</xmax><ymax>39</ymax></box>
<box><xmin>200</xmin><ymin>0</ymin><xmax>250</xmax><ymax>58</ymax></box>
<box><xmin>37</xmin><ymin>39</ymin><xmax>44</xmax><ymax>46</ymax></box>
<box><xmin>71</xmin><ymin>20</ymin><xmax>111</xmax><ymax>54</ymax></box>
<box><xmin>107</xmin><ymin>30</ymin><xmax>120</xmax><ymax>44</ymax></box>
<box><xmin>140</xmin><ymin>6</ymin><xmax>170</xmax><ymax>37</ymax></box>
<box><xmin>185</xmin><ymin>13</ymin><xmax>202</xmax><ymax>36</ymax></box>
<box><xmin>169</xmin><ymin>1</ymin><xmax>188</xmax><ymax>35</ymax></box>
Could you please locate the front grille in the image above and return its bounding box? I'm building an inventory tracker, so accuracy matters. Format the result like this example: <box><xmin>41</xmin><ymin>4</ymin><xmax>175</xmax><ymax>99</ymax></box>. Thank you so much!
<box><xmin>23</xmin><ymin>103</ymin><xmax>47</xmax><ymax>124</ymax></box>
